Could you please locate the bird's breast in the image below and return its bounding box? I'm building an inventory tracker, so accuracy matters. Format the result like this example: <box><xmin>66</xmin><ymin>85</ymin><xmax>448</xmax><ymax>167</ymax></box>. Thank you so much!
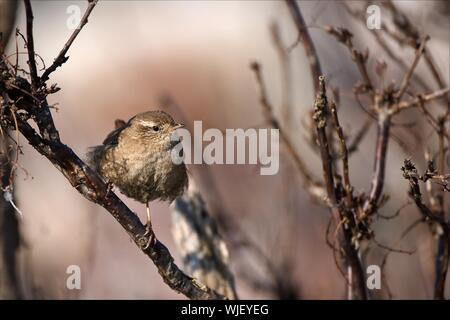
<box><xmin>100</xmin><ymin>146</ymin><xmax>187</xmax><ymax>203</ymax></box>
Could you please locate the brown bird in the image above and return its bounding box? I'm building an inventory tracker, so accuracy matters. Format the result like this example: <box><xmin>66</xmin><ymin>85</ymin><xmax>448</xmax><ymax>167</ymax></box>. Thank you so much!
<box><xmin>87</xmin><ymin>110</ymin><xmax>188</xmax><ymax>242</ymax></box>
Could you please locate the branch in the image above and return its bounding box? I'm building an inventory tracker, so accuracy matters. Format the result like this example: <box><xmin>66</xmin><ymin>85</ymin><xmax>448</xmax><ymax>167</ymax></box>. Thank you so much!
<box><xmin>313</xmin><ymin>76</ymin><xmax>337</xmax><ymax>201</ymax></box>
<box><xmin>171</xmin><ymin>180</ymin><xmax>238</xmax><ymax>299</ymax></box>
<box><xmin>394</xmin><ymin>88</ymin><xmax>449</xmax><ymax>112</ymax></box>
<box><xmin>341</xmin><ymin>1</ymin><xmax>431</xmax><ymax>94</ymax></box>
<box><xmin>383</xmin><ymin>0</ymin><xmax>448</xmax><ymax>90</ymax></box>
<box><xmin>284</xmin><ymin>1</ymin><xmax>367</xmax><ymax>299</ymax></box>
<box><xmin>22</xmin><ymin>1</ymin><xmax>60</xmax><ymax>143</ymax></box>
<box><xmin>1</xmin><ymin>96</ymin><xmax>225</xmax><ymax>300</ymax></box>
<box><xmin>270</xmin><ymin>21</ymin><xmax>293</xmax><ymax>120</ymax></box>
<box><xmin>401</xmin><ymin>159</ymin><xmax>449</xmax><ymax>225</ymax></box>
<box><xmin>40</xmin><ymin>0</ymin><xmax>98</xmax><ymax>83</ymax></box>
<box><xmin>313</xmin><ymin>76</ymin><xmax>367</xmax><ymax>300</ymax></box>
<box><xmin>250</xmin><ymin>62</ymin><xmax>327</xmax><ymax>199</ymax></box>
<box><xmin>401</xmin><ymin>159</ymin><xmax>450</xmax><ymax>299</ymax></box>
<box><xmin>382</xmin><ymin>0</ymin><xmax>449</xmax><ymax>110</ymax></box>
<box><xmin>330</xmin><ymin>100</ymin><xmax>352</xmax><ymax>205</ymax></box>
<box><xmin>322</xmin><ymin>26</ymin><xmax>373</xmax><ymax>97</ymax></box>
<box><xmin>395</xmin><ymin>36</ymin><xmax>429</xmax><ymax>100</ymax></box>
<box><xmin>0</xmin><ymin>0</ymin><xmax>22</xmax><ymax>300</ymax></box>
<box><xmin>1</xmin><ymin>2</ymin><xmax>225</xmax><ymax>300</ymax></box>
<box><xmin>23</xmin><ymin>0</ymin><xmax>38</xmax><ymax>90</ymax></box>
<box><xmin>285</xmin><ymin>0</ymin><xmax>323</xmax><ymax>92</ymax></box>
<box><xmin>284</xmin><ymin>2</ymin><xmax>344</xmax><ymax>173</ymax></box>
<box><xmin>347</xmin><ymin>115</ymin><xmax>372</xmax><ymax>155</ymax></box>
<box><xmin>363</xmin><ymin>106</ymin><xmax>391</xmax><ymax>215</ymax></box>
<box><xmin>434</xmin><ymin>236</ymin><xmax>449</xmax><ymax>300</ymax></box>
<box><xmin>160</xmin><ymin>94</ymin><xmax>301</xmax><ymax>299</ymax></box>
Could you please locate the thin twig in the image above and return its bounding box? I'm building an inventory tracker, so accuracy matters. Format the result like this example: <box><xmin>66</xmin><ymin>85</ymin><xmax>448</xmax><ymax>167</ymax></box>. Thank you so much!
<box><xmin>322</xmin><ymin>26</ymin><xmax>374</xmax><ymax>98</ymax></box>
<box><xmin>395</xmin><ymin>36</ymin><xmax>429</xmax><ymax>100</ymax></box>
<box><xmin>347</xmin><ymin>116</ymin><xmax>372</xmax><ymax>155</ymax></box>
<box><xmin>401</xmin><ymin>159</ymin><xmax>449</xmax><ymax>228</ymax></box>
<box><xmin>380</xmin><ymin>217</ymin><xmax>424</xmax><ymax>299</ymax></box>
<box><xmin>23</xmin><ymin>0</ymin><xmax>38</xmax><ymax>90</ymax></box>
<box><xmin>1</xmin><ymin>2</ymin><xmax>225</xmax><ymax>300</ymax></box>
<box><xmin>285</xmin><ymin>0</ymin><xmax>323</xmax><ymax>92</ymax></box>
<box><xmin>341</xmin><ymin>1</ymin><xmax>431</xmax><ymax>94</ymax></box>
<box><xmin>250</xmin><ymin>62</ymin><xmax>325</xmax><ymax>197</ymax></box>
<box><xmin>40</xmin><ymin>0</ymin><xmax>98</xmax><ymax>83</ymax></box>
<box><xmin>270</xmin><ymin>21</ymin><xmax>293</xmax><ymax>122</ymax></box>
<box><xmin>394</xmin><ymin>88</ymin><xmax>449</xmax><ymax>113</ymax></box>
<box><xmin>401</xmin><ymin>159</ymin><xmax>450</xmax><ymax>299</ymax></box>
<box><xmin>382</xmin><ymin>0</ymin><xmax>450</xmax><ymax>110</ymax></box>
<box><xmin>330</xmin><ymin>100</ymin><xmax>352</xmax><ymax>205</ymax></box>
<box><xmin>364</xmin><ymin>105</ymin><xmax>391</xmax><ymax>216</ymax></box>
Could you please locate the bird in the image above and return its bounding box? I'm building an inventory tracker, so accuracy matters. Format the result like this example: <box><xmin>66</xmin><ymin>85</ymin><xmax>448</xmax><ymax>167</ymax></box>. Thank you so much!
<box><xmin>87</xmin><ymin>110</ymin><xmax>188</xmax><ymax>244</ymax></box>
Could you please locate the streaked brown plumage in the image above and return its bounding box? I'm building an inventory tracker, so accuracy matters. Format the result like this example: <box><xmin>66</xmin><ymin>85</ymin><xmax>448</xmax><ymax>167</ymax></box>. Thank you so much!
<box><xmin>87</xmin><ymin>110</ymin><xmax>188</xmax><ymax>205</ymax></box>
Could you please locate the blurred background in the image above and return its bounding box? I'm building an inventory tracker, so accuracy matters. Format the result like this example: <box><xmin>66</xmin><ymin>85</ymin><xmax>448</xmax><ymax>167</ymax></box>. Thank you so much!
<box><xmin>0</xmin><ymin>0</ymin><xmax>449</xmax><ymax>299</ymax></box>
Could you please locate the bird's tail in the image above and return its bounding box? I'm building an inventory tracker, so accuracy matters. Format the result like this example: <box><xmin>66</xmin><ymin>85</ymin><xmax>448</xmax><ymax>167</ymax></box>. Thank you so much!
<box><xmin>84</xmin><ymin>145</ymin><xmax>104</xmax><ymax>172</ymax></box>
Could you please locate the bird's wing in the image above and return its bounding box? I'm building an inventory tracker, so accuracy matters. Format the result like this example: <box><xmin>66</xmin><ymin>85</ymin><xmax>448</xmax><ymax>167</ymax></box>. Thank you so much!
<box><xmin>102</xmin><ymin>118</ymin><xmax>129</xmax><ymax>146</ymax></box>
<box><xmin>114</xmin><ymin>119</ymin><xmax>127</xmax><ymax>129</ymax></box>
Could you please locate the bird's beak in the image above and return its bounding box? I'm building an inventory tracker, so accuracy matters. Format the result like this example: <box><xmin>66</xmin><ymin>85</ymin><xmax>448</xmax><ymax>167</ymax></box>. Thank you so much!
<box><xmin>173</xmin><ymin>123</ymin><xmax>184</xmax><ymax>129</ymax></box>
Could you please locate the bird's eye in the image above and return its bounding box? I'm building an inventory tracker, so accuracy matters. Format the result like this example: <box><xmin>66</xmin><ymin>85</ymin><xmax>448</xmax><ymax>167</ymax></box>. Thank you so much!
<box><xmin>152</xmin><ymin>126</ymin><xmax>160</xmax><ymax>132</ymax></box>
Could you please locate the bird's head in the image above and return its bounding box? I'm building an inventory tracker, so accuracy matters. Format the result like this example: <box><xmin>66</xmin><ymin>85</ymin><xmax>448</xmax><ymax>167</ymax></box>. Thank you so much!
<box><xmin>128</xmin><ymin>110</ymin><xmax>184</xmax><ymax>149</ymax></box>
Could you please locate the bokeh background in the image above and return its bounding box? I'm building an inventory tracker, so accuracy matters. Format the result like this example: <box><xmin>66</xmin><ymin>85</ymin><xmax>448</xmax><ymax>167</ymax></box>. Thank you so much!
<box><xmin>0</xmin><ymin>0</ymin><xmax>449</xmax><ymax>299</ymax></box>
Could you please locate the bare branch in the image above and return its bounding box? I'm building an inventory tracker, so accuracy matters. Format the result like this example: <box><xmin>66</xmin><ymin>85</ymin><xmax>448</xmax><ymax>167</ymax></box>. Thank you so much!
<box><xmin>3</xmin><ymin>98</ymin><xmax>225</xmax><ymax>300</ymax></box>
<box><xmin>40</xmin><ymin>0</ymin><xmax>98</xmax><ymax>83</ymax></box>
<box><xmin>402</xmin><ymin>162</ymin><xmax>449</xmax><ymax>235</ymax></box>
<box><xmin>313</xmin><ymin>76</ymin><xmax>367</xmax><ymax>300</ymax></box>
<box><xmin>313</xmin><ymin>76</ymin><xmax>336</xmax><ymax>201</ymax></box>
<box><xmin>171</xmin><ymin>180</ymin><xmax>238</xmax><ymax>299</ymax></box>
<box><xmin>382</xmin><ymin>0</ymin><xmax>449</xmax><ymax>109</ymax></box>
<box><xmin>250</xmin><ymin>62</ymin><xmax>327</xmax><ymax>202</ymax></box>
<box><xmin>341</xmin><ymin>1</ymin><xmax>431</xmax><ymax>94</ymax></box>
<box><xmin>330</xmin><ymin>100</ymin><xmax>352</xmax><ymax>205</ymax></box>
<box><xmin>347</xmin><ymin>115</ymin><xmax>372</xmax><ymax>155</ymax></box>
<box><xmin>383</xmin><ymin>0</ymin><xmax>448</xmax><ymax>90</ymax></box>
<box><xmin>364</xmin><ymin>107</ymin><xmax>391</xmax><ymax>215</ymax></box>
<box><xmin>1</xmin><ymin>2</ymin><xmax>225</xmax><ymax>299</ymax></box>
<box><xmin>395</xmin><ymin>36</ymin><xmax>429</xmax><ymax>100</ymax></box>
<box><xmin>401</xmin><ymin>159</ymin><xmax>450</xmax><ymax>299</ymax></box>
<box><xmin>285</xmin><ymin>0</ymin><xmax>323</xmax><ymax>92</ymax></box>
<box><xmin>160</xmin><ymin>94</ymin><xmax>300</xmax><ymax>299</ymax></box>
<box><xmin>322</xmin><ymin>26</ymin><xmax>373</xmax><ymax>97</ymax></box>
<box><xmin>394</xmin><ymin>88</ymin><xmax>449</xmax><ymax>112</ymax></box>
<box><xmin>23</xmin><ymin>0</ymin><xmax>38</xmax><ymax>90</ymax></box>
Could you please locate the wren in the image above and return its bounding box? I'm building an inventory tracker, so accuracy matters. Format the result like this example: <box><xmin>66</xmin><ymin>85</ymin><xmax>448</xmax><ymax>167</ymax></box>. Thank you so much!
<box><xmin>87</xmin><ymin>110</ymin><xmax>188</xmax><ymax>242</ymax></box>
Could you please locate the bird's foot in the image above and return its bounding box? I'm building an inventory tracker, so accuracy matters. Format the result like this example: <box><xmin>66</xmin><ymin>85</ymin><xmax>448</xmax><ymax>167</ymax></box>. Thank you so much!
<box><xmin>105</xmin><ymin>182</ymin><xmax>114</xmax><ymax>198</ymax></box>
